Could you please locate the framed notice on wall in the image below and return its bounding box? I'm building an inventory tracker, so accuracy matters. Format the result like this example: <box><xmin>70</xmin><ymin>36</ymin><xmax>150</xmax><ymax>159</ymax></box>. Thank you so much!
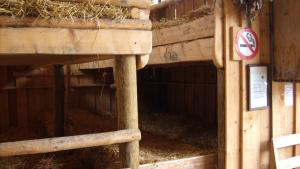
<box><xmin>247</xmin><ymin>65</ymin><xmax>269</xmax><ymax>111</ymax></box>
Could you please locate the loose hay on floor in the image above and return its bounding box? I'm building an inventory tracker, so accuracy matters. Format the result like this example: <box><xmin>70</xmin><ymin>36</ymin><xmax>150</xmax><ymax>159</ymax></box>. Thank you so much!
<box><xmin>0</xmin><ymin>109</ymin><xmax>217</xmax><ymax>169</ymax></box>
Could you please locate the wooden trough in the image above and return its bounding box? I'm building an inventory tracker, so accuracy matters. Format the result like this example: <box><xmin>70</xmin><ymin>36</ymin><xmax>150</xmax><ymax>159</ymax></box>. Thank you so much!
<box><xmin>0</xmin><ymin>0</ymin><xmax>152</xmax><ymax>168</ymax></box>
<box><xmin>77</xmin><ymin>0</ymin><xmax>223</xmax><ymax>70</ymax></box>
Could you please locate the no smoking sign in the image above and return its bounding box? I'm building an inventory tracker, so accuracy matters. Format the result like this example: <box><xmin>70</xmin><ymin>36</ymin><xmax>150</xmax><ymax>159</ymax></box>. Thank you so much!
<box><xmin>234</xmin><ymin>28</ymin><xmax>259</xmax><ymax>60</ymax></box>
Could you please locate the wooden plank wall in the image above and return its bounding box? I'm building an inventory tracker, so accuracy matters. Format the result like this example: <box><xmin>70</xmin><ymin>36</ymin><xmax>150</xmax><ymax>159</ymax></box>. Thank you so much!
<box><xmin>0</xmin><ymin>66</ymin><xmax>114</xmax><ymax>138</ymax></box>
<box><xmin>223</xmin><ymin>1</ymin><xmax>271</xmax><ymax>169</ymax></box>
<box><xmin>138</xmin><ymin>62</ymin><xmax>217</xmax><ymax>127</ymax></box>
<box><xmin>0</xmin><ymin>66</ymin><xmax>53</xmax><ymax>136</ymax></box>
<box><xmin>273</xmin><ymin>0</ymin><xmax>300</xmax><ymax>81</ymax></box>
<box><xmin>150</xmin><ymin>0</ymin><xmax>214</xmax><ymax>22</ymax></box>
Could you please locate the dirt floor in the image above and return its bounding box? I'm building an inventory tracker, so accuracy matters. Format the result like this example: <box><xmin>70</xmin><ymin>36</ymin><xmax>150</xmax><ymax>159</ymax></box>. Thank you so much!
<box><xmin>0</xmin><ymin>109</ymin><xmax>217</xmax><ymax>169</ymax></box>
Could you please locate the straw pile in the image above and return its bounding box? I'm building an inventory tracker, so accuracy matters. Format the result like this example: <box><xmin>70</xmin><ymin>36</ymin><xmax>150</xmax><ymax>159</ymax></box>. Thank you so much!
<box><xmin>0</xmin><ymin>0</ymin><xmax>131</xmax><ymax>21</ymax></box>
<box><xmin>152</xmin><ymin>5</ymin><xmax>213</xmax><ymax>29</ymax></box>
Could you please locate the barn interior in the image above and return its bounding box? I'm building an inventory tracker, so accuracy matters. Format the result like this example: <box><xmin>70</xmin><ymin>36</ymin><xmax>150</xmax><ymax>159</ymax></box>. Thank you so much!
<box><xmin>0</xmin><ymin>61</ymin><xmax>218</xmax><ymax>168</ymax></box>
<box><xmin>1</xmin><ymin>0</ymin><xmax>300</xmax><ymax>169</ymax></box>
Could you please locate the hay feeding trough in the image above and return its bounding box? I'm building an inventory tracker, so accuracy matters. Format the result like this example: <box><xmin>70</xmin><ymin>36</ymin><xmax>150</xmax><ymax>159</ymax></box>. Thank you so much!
<box><xmin>0</xmin><ymin>0</ymin><xmax>152</xmax><ymax>66</ymax></box>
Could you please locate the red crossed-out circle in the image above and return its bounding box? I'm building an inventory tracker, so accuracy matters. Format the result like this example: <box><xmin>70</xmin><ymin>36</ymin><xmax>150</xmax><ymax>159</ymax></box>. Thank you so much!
<box><xmin>235</xmin><ymin>28</ymin><xmax>259</xmax><ymax>60</ymax></box>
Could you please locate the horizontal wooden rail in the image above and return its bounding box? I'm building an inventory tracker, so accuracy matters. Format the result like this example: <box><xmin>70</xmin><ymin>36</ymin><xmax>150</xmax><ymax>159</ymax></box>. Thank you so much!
<box><xmin>0</xmin><ymin>129</ymin><xmax>141</xmax><ymax>157</ymax></box>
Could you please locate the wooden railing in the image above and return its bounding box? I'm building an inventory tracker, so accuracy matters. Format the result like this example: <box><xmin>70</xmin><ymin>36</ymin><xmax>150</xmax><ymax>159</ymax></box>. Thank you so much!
<box><xmin>0</xmin><ymin>129</ymin><xmax>141</xmax><ymax>157</ymax></box>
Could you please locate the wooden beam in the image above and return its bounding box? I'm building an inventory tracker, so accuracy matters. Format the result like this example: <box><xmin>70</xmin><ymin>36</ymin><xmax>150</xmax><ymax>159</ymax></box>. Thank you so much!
<box><xmin>136</xmin><ymin>55</ymin><xmax>150</xmax><ymax>69</ymax></box>
<box><xmin>138</xmin><ymin>154</ymin><xmax>217</xmax><ymax>169</ymax></box>
<box><xmin>213</xmin><ymin>0</ymin><xmax>224</xmax><ymax>68</ymax></box>
<box><xmin>149</xmin><ymin>38</ymin><xmax>214</xmax><ymax>65</ymax></box>
<box><xmin>0</xmin><ymin>54</ymin><xmax>113</xmax><ymax>66</ymax></box>
<box><xmin>0</xmin><ymin>129</ymin><xmax>141</xmax><ymax>157</ymax></box>
<box><xmin>115</xmin><ymin>55</ymin><xmax>139</xmax><ymax>169</ymax></box>
<box><xmin>0</xmin><ymin>16</ymin><xmax>152</xmax><ymax>30</ymax></box>
<box><xmin>79</xmin><ymin>59</ymin><xmax>115</xmax><ymax>70</ymax></box>
<box><xmin>152</xmin><ymin>15</ymin><xmax>214</xmax><ymax>46</ymax></box>
<box><xmin>0</xmin><ymin>28</ymin><xmax>152</xmax><ymax>55</ymax></box>
<box><xmin>78</xmin><ymin>54</ymin><xmax>149</xmax><ymax>70</ymax></box>
<box><xmin>53</xmin><ymin>65</ymin><xmax>65</xmax><ymax>136</ymax></box>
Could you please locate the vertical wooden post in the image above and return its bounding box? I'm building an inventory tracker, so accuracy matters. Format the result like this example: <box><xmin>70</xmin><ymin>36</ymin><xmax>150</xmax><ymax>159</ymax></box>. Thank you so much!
<box><xmin>115</xmin><ymin>55</ymin><xmax>139</xmax><ymax>169</ymax></box>
<box><xmin>217</xmin><ymin>69</ymin><xmax>225</xmax><ymax>169</ymax></box>
<box><xmin>53</xmin><ymin>65</ymin><xmax>65</xmax><ymax>137</ymax></box>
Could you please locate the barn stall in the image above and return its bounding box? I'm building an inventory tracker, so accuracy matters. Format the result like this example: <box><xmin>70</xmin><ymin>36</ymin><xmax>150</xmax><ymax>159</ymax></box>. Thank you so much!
<box><xmin>70</xmin><ymin>0</ymin><xmax>223</xmax><ymax>168</ymax></box>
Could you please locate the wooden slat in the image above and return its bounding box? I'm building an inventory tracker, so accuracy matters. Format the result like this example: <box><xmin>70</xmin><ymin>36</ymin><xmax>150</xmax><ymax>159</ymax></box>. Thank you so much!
<box><xmin>166</xmin><ymin>4</ymin><xmax>176</xmax><ymax>20</ymax></box>
<box><xmin>273</xmin><ymin>133</ymin><xmax>300</xmax><ymax>149</ymax></box>
<box><xmin>272</xmin><ymin>82</ymin><xmax>295</xmax><ymax>161</ymax></box>
<box><xmin>175</xmin><ymin>1</ymin><xmax>185</xmax><ymax>17</ymax></box>
<box><xmin>0</xmin><ymin>67</ymin><xmax>9</xmax><ymax>132</ymax></box>
<box><xmin>278</xmin><ymin>156</ymin><xmax>300</xmax><ymax>169</ymax></box>
<box><xmin>53</xmin><ymin>65</ymin><xmax>65</xmax><ymax>136</ymax></box>
<box><xmin>16</xmin><ymin>89</ymin><xmax>28</xmax><ymax>127</ymax></box>
<box><xmin>149</xmin><ymin>38</ymin><xmax>214</xmax><ymax>65</ymax></box>
<box><xmin>0</xmin><ymin>129</ymin><xmax>141</xmax><ymax>157</ymax></box>
<box><xmin>0</xmin><ymin>16</ymin><xmax>152</xmax><ymax>30</ymax></box>
<box><xmin>184</xmin><ymin>0</ymin><xmax>194</xmax><ymax>14</ymax></box>
<box><xmin>152</xmin><ymin>15</ymin><xmax>214</xmax><ymax>46</ymax></box>
<box><xmin>0</xmin><ymin>28</ymin><xmax>152</xmax><ymax>59</ymax></box>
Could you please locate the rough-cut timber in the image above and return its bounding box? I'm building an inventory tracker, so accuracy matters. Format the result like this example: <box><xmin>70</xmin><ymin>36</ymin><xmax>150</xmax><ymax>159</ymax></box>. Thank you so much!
<box><xmin>0</xmin><ymin>28</ymin><xmax>152</xmax><ymax>55</ymax></box>
<box><xmin>150</xmin><ymin>38</ymin><xmax>214</xmax><ymax>65</ymax></box>
<box><xmin>136</xmin><ymin>55</ymin><xmax>150</xmax><ymax>69</ymax></box>
<box><xmin>0</xmin><ymin>129</ymin><xmax>141</xmax><ymax>157</ymax></box>
<box><xmin>0</xmin><ymin>16</ymin><xmax>152</xmax><ymax>30</ymax></box>
<box><xmin>115</xmin><ymin>56</ymin><xmax>139</xmax><ymax>169</ymax></box>
<box><xmin>152</xmin><ymin>15</ymin><xmax>215</xmax><ymax>46</ymax></box>
<box><xmin>213</xmin><ymin>0</ymin><xmax>224</xmax><ymax>68</ymax></box>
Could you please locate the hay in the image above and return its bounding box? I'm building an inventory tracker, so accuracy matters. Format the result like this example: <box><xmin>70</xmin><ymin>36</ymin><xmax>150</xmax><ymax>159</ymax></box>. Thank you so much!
<box><xmin>0</xmin><ymin>157</ymin><xmax>26</xmax><ymax>169</ymax></box>
<box><xmin>152</xmin><ymin>5</ymin><xmax>213</xmax><ymax>29</ymax></box>
<box><xmin>139</xmin><ymin>112</ymin><xmax>217</xmax><ymax>153</ymax></box>
<box><xmin>33</xmin><ymin>156</ymin><xmax>63</xmax><ymax>169</ymax></box>
<box><xmin>0</xmin><ymin>0</ymin><xmax>131</xmax><ymax>21</ymax></box>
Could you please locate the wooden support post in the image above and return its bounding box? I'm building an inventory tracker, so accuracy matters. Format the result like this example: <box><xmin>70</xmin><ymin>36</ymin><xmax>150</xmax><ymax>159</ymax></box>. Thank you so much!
<box><xmin>217</xmin><ymin>69</ymin><xmax>225</xmax><ymax>169</ymax></box>
<box><xmin>115</xmin><ymin>55</ymin><xmax>139</xmax><ymax>169</ymax></box>
<box><xmin>53</xmin><ymin>65</ymin><xmax>64</xmax><ymax>136</ymax></box>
